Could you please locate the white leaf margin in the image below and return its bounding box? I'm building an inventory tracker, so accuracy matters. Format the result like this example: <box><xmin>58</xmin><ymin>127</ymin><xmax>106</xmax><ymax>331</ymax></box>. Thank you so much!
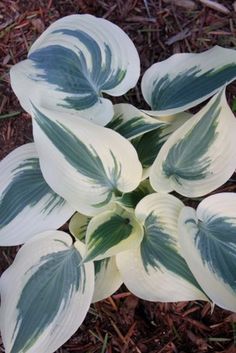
<box><xmin>10</xmin><ymin>14</ymin><xmax>140</xmax><ymax>126</ymax></box>
<box><xmin>149</xmin><ymin>91</ymin><xmax>236</xmax><ymax>197</ymax></box>
<box><xmin>92</xmin><ymin>257</ymin><xmax>123</xmax><ymax>303</ymax></box>
<box><xmin>32</xmin><ymin>105</ymin><xmax>143</xmax><ymax>216</ymax></box>
<box><xmin>84</xmin><ymin>207</ymin><xmax>144</xmax><ymax>262</ymax></box>
<box><xmin>0</xmin><ymin>143</ymin><xmax>74</xmax><ymax>245</ymax></box>
<box><xmin>141</xmin><ymin>46</ymin><xmax>236</xmax><ymax>116</ymax></box>
<box><xmin>0</xmin><ymin>231</ymin><xmax>94</xmax><ymax>353</ymax></box>
<box><xmin>178</xmin><ymin>193</ymin><xmax>236</xmax><ymax>312</ymax></box>
<box><xmin>116</xmin><ymin>193</ymin><xmax>207</xmax><ymax>302</ymax></box>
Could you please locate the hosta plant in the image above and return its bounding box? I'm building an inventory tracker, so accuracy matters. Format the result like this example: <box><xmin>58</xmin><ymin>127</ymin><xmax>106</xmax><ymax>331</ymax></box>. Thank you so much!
<box><xmin>1</xmin><ymin>14</ymin><xmax>236</xmax><ymax>353</ymax></box>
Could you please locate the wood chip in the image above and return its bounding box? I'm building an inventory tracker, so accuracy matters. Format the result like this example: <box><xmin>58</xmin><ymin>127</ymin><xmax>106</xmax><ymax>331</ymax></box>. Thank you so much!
<box><xmin>166</xmin><ymin>28</ymin><xmax>191</xmax><ymax>45</ymax></box>
<box><xmin>163</xmin><ymin>0</ymin><xmax>197</xmax><ymax>10</ymax></box>
<box><xmin>199</xmin><ymin>0</ymin><xmax>230</xmax><ymax>14</ymax></box>
<box><xmin>2</xmin><ymin>54</ymin><xmax>11</xmax><ymax>65</ymax></box>
<box><xmin>31</xmin><ymin>18</ymin><xmax>45</xmax><ymax>33</ymax></box>
<box><xmin>187</xmin><ymin>331</ymin><xmax>208</xmax><ymax>351</ymax></box>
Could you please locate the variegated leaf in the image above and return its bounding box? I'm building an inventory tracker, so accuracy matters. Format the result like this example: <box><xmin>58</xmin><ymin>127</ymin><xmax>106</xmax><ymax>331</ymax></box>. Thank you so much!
<box><xmin>93</xmin><ymin>257</ymin><xmax>123</xmax><ymax>303</ymax></box>
<box><xmin>32</xmin><ymin>105</ymin><xmax>142</xmax><ymax>216</ymax></box>
<box><xmin>0</xmin><ymin>231</ymin><xmax>94</xmax><ymax>353</ymax></box>
<box><xmin>69</xmin><ymin>212</ymin><xmax>91</xmax><ymax>241</ymax></box>
<box><xmin>179</xmin><ymin>193</ymin><xmax>236</xmax><ymax>312</ymax></box>
<box><xmin>117</xmin><ymin>179</ymin><xmax>154</xmax><ymax>209</ymax></box>
<box><xmin>0</xmin><ymin>143</ymin><xmax>74</xmax><ymax>245</ymax></box>
<box><xmin>141</xmin><ymin>46</ymin><xmax>236</xmax><ymax>116</ymax></box>
<box><xmin>10</xmin><ymin>14</ymin><xmax>140</xmax><ymax>126</ymax></box>
<box><xmin>132</xmin><ymin>112</ymin><xmax>190</xmax><ymax>175</ymax></box>
<box><xmin>69</xmin><ymin>215</ymin><xmax>123</xmax><ymax>302</ymax></box>
<box><xmin>150</xmin><ymin>91</ymin><xmax>236</xmax><ymax>197</ymax></box>
<box><xmin>107</xmin><ymin>104</ymin><xmax>164</xmax><ymax>139</ymax></box>
<box><xmin>116</xmin><ymin>193</ymin><xmax>206</xmax><ymax>302</ymax></box>
<box><xmin>141</xmin><ymin>111</ymin><xmax>192</xmax><ymax>121</ymax></box>
<box><xmin>84</xmin><ymin>206</ymin><xmax>143</xmax><ymax>262</ymax></box>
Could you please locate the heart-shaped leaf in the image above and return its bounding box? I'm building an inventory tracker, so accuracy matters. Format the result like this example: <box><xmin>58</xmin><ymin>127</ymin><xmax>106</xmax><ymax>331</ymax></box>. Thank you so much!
<box><xmin>116</xmin><ymin>193</ymin><xmax>206</xmax><ymax>302</ymax></box>
<box><xmin>179</xmin><ymin>193</ymin><xmax>236</xmax><ymax>312</ymax></box>
<box><xmin>32</xmin><ymin>105</ymin><xmax>142</xmax><ymax>216</ymax></box>
<box><xmin>141</xmin><ymin>46</ymin><xmax>236</xmax><ymax>116</ymax></box>
<box><xmin>10</xmin><ymin>14</ymin><xmax>140</xmax><ymax>126</ymax></box>
<box><xmin>150</xmin><ymin>91</ymin><xmax>236</xmax><ymax>197</ymax></box>
<box><xmin>84</xmin><ymin>206</ymin><xmax>143</xmax><ymax>262</ymax></box>
<box><xmin>0</xmin><ymin>231</ymin><xmax>94</xmax><ymax>353</ymax></box>
<box><xmin>0</xmin><ymin>143</ymin><xmax>74</xmax><ymax>245</ymax></box>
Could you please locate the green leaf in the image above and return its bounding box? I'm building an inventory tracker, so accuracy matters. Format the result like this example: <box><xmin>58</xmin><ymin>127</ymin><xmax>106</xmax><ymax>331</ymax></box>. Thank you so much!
<box><xmin>117</xmin><ymin>179</ymin><xmax>154</xmax><ymax>209</ymax></box>
<box><xmin>232</xmin><ymin>97</ymin><xmax>236</xmax><ymax>113</ymax></box>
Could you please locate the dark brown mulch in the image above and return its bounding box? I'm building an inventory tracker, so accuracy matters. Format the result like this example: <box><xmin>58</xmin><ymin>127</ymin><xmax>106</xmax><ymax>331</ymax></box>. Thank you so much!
<box><xmin>0</xmin><ymin>1</ymin><xmax>236</xmax><ymax>352</ymax></box>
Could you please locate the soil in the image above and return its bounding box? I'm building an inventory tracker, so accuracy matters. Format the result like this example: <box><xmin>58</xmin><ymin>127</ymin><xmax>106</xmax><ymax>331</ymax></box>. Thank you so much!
<box><xmin>0</xmin><ymin>1</ymin><xmax>236</xmax><ymax>352</ymax></box>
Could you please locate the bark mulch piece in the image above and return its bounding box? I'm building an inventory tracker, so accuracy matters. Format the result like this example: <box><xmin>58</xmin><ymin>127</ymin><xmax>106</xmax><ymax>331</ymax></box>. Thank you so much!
<box><xmin>0</xmin><ymin>1</ymin><xmax>236</xmax><ymax>352</ymax></box>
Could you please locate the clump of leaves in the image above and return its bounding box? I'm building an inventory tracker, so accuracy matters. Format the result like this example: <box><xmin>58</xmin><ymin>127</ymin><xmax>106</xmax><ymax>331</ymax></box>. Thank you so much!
<box><xmin>1</xmin><ymin>14</ymin><xmax>236</xmax><ymax>353</ymax></box>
